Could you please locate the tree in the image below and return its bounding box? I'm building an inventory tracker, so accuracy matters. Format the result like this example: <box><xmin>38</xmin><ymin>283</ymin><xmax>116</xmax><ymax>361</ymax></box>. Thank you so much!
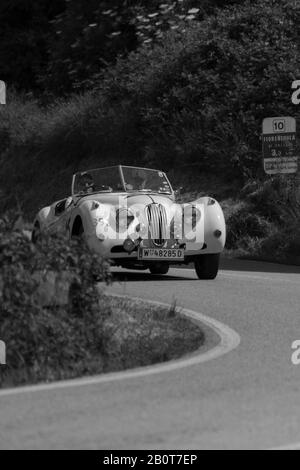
<box><xmin>0</xmin><ymin>0</ymin><xmax>65</xmax><ymax>92</ymax></box>
<box><xmin>96</xmin><ymin>0</ymin><xmax>300</xmax><ymax>177</ymax></box>
<box><xmin>44</xmin><ymin>0</ymin><xmax>137</xmax><ymax>94</ymax></box>
<box><xmin>0</xmin><ymin>0</ymin><xmax>247</xmax><ymax>94</ymax></box>
<box><xmin>44</xmin><ymin>0</ymin><xmax>247</xmax><ymax>94</ymax></box>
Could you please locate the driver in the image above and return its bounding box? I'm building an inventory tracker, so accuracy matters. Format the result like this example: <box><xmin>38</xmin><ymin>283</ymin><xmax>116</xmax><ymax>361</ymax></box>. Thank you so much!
<box><xmin>78</xmin><ymin>172</ymin><xmax>95</xmax><ymax>193</ymax></box>
<box><xmin>132</xmin><ymin>169</ymin><xmax>148</xmax><ymax>190</ymax></box>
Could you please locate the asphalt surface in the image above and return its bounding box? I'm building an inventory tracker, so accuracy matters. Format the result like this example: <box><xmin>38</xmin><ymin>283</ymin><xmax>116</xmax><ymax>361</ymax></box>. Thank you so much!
<box><xmin>0</xmin><ymin>258</ymin><xmax>299</xmax><ymax>449</ymax></box>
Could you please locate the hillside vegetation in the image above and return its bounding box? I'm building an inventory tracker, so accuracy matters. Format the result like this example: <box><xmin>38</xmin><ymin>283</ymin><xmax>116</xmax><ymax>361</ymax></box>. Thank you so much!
<box><xmin>0</xmin><ymin>0</ymin><xmax>245</xmax><ymax>94</ymax></box>
<box><xmin>0</xmin><ymin>0</ymin><xmax>299</xmax><ymax>262</ymax></box>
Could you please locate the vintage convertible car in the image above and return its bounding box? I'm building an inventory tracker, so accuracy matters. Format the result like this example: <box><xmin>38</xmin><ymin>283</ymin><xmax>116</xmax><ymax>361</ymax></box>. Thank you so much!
<box><xmin>32</xmin><ymin>166</ymin><xmax>226</xmax><ymax>279</ymax></box>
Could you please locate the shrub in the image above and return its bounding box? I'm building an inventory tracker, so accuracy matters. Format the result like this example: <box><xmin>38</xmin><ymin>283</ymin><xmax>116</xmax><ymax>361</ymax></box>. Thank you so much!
<box><xmin>223</xmin><ymin>177</ymin><xmax>300</xmax><ymax>262</ymax></box>
<box><xmin>241</xmin><ymin>177</ymin><xmax>300</xmax><ymax>223</ymax></box>
<box><xmin>258</xmin><ymin>225</ymin><xmax>300</xmax><ymax>263</ymax></box>
<box><xmin>224</xmin><ymin>200</ymin><xmax>274</xmax><ymax>249</ymax></box>
<box><xmin>0</xmin><ymin>215</ymin><xmax>111</xmax><ymax>386</ymax></box>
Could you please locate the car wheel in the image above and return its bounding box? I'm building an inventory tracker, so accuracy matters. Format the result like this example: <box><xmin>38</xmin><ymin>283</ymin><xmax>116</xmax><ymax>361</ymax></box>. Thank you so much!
<box><xmin>31</xmin><ymin>223</ymin><xmax>41</xmax><ymax>244</ymax></box>
<box><xmin>149</xmin><ymin>264</ymin><xmax>169</xmax><ymax>275</ymax></box>
<box><xmin>194</xmin><ymin>254</ymin><xmax>220</xmax><ymax>280</ymax></box>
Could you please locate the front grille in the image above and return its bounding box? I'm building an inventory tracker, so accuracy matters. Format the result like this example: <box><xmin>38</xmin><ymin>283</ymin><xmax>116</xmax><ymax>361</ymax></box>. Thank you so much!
<box><xmin>146</xmin><ymin>204</ymin><xmax>168</xmax><ymax>247</ymax></box>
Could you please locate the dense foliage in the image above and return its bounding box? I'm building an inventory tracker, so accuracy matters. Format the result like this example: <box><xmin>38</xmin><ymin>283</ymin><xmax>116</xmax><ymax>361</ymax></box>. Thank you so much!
<box><xmin>0</xmin><ymin>215</ymin><xmax>111</xmax><ymax>385</ymax></box>
<box><xmin>98</xmin><ymin>0</ymin><xmax>299</xmax><ymax>175</ymax></box>
<box><xmin>44</xmin><ymin>0</ymin><xmax>244</xmax><ymax>93</ymax></box>
<box><xmin>0</xmin><ymin>0</ymin><xmax>246</xmax><ymax>94</ymax></box>
<box><xmin>1</xmin><ymin>0</ymin><xmax>299</xmax><ymax>209</ymax></box>
<box><xmin>0</xmin><ymin>0</ymin><xmax>65</xmax><ymax>92</ymax></box>
<box><xmin>224</xmin><ymin>177</ymin><xmax>300</xmax><ymax>262</ymax></box>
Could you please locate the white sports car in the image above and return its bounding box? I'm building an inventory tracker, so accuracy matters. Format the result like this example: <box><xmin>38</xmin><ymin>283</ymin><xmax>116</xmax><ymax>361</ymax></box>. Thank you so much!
<box><xmin>32</xmin><ymin>166</ymin><xmax>226</xmax><ymax>279</ymax></box>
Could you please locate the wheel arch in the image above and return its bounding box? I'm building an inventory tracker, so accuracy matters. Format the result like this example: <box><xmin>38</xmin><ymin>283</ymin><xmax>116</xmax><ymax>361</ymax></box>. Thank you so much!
<box><xmin>71</xmin><ymin>215</ymin><xmax>84</xmax><ymax>237</ymax></box>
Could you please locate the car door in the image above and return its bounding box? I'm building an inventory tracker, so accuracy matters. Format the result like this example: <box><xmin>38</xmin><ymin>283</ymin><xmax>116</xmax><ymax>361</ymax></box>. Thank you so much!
<box><xmin>48</xmin><ymin>198</ymin><xmax>73</xmax><ymax>235</ymax></box>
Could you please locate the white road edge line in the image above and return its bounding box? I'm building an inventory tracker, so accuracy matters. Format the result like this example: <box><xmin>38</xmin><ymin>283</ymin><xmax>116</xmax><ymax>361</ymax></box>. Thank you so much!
<box><xmin>0</xmin><ymin>294</ymin><xmax>240</xmax><ymax>398</ymax></box>
<box><xmin>171</xmin><ymin>267</ymin><xmax>299</xmax><ymax>284</ymax></box>
<box><xmin>269</xmin><ymin>442</ymin><xmax>300</xmax><ymax>451</ymax></box>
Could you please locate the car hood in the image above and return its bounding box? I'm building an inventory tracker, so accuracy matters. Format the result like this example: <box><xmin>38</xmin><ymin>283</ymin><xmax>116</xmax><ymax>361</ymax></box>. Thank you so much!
<box><xmin>76</xmin><ymin>192</ymin><xmax>175</xmax><ymax>209</ymax></box>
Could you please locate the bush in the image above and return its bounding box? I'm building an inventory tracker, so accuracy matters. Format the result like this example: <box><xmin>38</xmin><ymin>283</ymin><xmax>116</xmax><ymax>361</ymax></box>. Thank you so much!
<box><xmin>223</xmin><ymin>177</ymin><xmax>300</xmax><ymax>263</ymax></box>
<box><xmin>258</xmin><ymin>225</ymin><xmax>300</xmax><ymax>263</ymax></box>
<box><xmin>224</xmin><ymin>200</ymin><xmax>274</xmax><ymax>249</ymax></box>
<box><xmin>241</xmin><ymin>177</ymin><xmax>300</xmax><ymax>223</ymax></box>
<box><xmin>0</xmin><ymin>215</ymin><xmax>111</xmax><ymax>386</ymax></box>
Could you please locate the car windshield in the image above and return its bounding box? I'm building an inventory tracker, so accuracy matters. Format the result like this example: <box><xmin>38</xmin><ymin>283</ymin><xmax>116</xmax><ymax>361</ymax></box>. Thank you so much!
<box><xmin>72</xmin><ymin>166</ymin><xmax>172</xmax><ymax>196</ymax></box>
<box><xmin>121</xmin><ymin>166</ymin><xmax>172</xmax><ymax>194</ymax></box>
<box><xmin>72</xmin><ymin>167</ymin><xmax>123</xmax><ymax>195</ymax></box>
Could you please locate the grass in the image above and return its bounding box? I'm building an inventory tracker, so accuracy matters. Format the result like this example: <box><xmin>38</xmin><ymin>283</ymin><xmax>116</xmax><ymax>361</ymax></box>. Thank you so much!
<box><xmin>0</xmin><ymin>294</ymin><xmax>205</xmax><ymax>389</ymax></box>
<box><xmin>101</xmin><ymin>295</ymin><xmax>204</xmax><ymax>372</ymax></box>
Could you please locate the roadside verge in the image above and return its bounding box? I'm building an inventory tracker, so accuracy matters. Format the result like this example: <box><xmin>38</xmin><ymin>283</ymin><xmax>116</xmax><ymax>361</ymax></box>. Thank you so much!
<box><xmin>0</xmin><ymin>294</ymin><xmax>240</xmax><ymax>397</ymax></box>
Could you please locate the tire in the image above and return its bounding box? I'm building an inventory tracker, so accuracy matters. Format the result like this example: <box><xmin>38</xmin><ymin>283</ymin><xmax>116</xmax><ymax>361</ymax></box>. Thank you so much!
<box><xmin>149</xmin><ymin>263</ymin><xmax>170</xmax><ymax>275</ymax></box>
<box><xmin>194</xmin><ymin>254</ymin><xmax>220</xmax><ymax>280</ymax></box>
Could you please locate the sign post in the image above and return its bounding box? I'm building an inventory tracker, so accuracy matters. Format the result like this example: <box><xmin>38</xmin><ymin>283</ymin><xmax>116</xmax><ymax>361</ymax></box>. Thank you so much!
<box><xmin>0</xmin><ymin>80</ymin><xmax>6</xmax><ymax>104</ymax></box>
<box><xmin>0</xmin><ymin>340</ymin><xmax>6</xmax><ymax>365</ymax></box>
<box><xmin>262</xmin><ymin>117</ymin><xmax>297</xmax><ymax>175</ymax></box>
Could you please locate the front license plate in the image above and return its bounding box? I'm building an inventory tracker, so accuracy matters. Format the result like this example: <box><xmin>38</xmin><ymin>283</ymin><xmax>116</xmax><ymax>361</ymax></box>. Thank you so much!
<box><xmin>138</xmin><ymin>248</ymin><xmax>185</xmax><ymax>260</ymax></box>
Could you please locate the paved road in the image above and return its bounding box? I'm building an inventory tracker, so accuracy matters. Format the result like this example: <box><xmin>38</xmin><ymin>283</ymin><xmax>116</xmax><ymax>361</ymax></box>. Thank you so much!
<box><xmin>0</xmin><ymin>259</ymin><xmax>299</xmax><ymax>449</ymax></box>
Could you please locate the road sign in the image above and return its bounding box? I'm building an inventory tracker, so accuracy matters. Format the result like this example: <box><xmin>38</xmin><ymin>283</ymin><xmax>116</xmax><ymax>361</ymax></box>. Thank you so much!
<box><xmin>0</xmin><ymin>80</ymin><xmax>6</xmax><ymax>104</ymax></box>
<box><xmin>262</xmin><ymin>117</ymin><xmax>297</xmax><ymax>175</ymax></box>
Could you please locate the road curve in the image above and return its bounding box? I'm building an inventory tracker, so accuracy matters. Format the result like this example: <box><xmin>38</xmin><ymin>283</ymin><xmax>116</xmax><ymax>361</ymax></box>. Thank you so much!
<box><xmin>0</xmin><ymin>259</ymin><xmax>299</xmax><ymax>449</ymax></box>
